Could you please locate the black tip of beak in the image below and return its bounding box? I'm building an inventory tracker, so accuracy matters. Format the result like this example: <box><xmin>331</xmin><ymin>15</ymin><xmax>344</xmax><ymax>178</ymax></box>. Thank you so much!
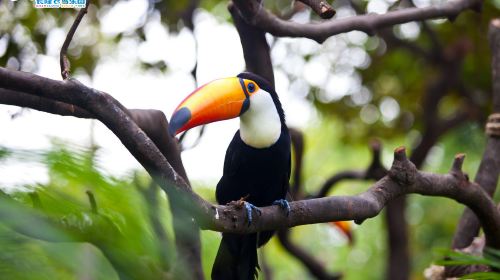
<box><xmin>168</xmin><ymin>107</ymin><xmax>191</xmax><ymax>137</ymax></box>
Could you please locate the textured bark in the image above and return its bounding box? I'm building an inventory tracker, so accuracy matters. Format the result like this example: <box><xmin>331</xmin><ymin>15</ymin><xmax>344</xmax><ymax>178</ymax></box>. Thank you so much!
<box><xmin>129</xmin><ymin>110</ymin><xmax>204</xmax><ymax>280</ymax></box>
<box><xmin>232</xmin><ymin>0</ymin><xmax>481</xmax><ymax>43</ymax></box>
<box><xmin>60</xmin><ymin>1</ymin><xmax>90</xmax><ymax>80</ymax></box>
<box><xmin>1</xmin><ymin>68</ymin><xmax>500</xmax><ymax>245</ymax></box>
<box><xmin>230</xmin><ymin>2</ymin><xmax>275</xmax><ymax>87</ymax></box>
<box><xmin>1</xmin><ymin>6</ymin><xmax>499</xmax><ymax>279</ymax></box>
<box><xmin>296</xmin><ymin>0</ymin><xmax>336</xmax><ymax>19</ymax></box>
<box><xmin>446</xmin><ymin>19</ymin><xmax>500</xmax><ymax>277</ymax></box>
<box><xmin>452</xmin><ymin>18</ymin><xmax>500</xmax><ymax>250</ymax></box>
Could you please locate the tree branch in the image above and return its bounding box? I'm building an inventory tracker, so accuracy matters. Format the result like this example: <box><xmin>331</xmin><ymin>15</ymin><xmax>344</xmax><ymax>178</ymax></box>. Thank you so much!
<box><xmin>229</xmin><ymin>2</ymin><xmax>275</xmax><ymax>87</ymax></box>
<box><xmin>296</xmin><ymin>0</ymin><xmax>336</xmax><ymax>19</ymax></box>
<box><xmin>379</xmin><ymin>28</ymin><xmax>434</xmax><ymax>61</ymax></box>
<box><xmin>347</xmin><ymin>1</ymin><xmax>436</xmax><ymax>62</ymax></box>
<box><xmin>451</xmin><ymin>18</ymin><xmax>500</xmax><ymax>253</ymax></box>
<box><xmin>210</xmin><ymin>148</ymin><xmax>500</xmax><ymax>248</ymax></box>
<box><xmin>384</xmin><ymin>30</ymin><xmax>473</xmax><ymax>280</ymax></box>
<box><xmin>315</xmin><ymin>140</ymin><xmax>386</xmax><ymax>198</ymax></box>
<box><xmin>1</xmin><ymin>69</ymin><xmax>500</xmax><ymax>251</ymax></box>
<box><xmin>232</xmin><ymin>5</ymin><xmax>345</xmax><ymax>275</ymax></box>
<box><xmin>60</xmin><ymin>0</ymin><xmax>90</xmax><ymax>80</ymax></box>
<box><xmin>277</xmin><ymin>229</ymin><xmax>342</xmax><ymax>280</ymax></box>
<box><xmin>232</xmin><ymin>0</ymin><xmax>481</xmax><ymax>43</ymax></box>
<box><xmin>0</xmin><ymin>79</ymin><xmax>204</xmax><ymax>279</ymax></box>
<box><xmin>278</xmin><ymin>128</ymin><xmax>344</xmax><ymax>279</ymax></box>
<box><xmin>0</xmin><ymin>88</ymin><xmax>93</xmax><ymax>118</ymax></box>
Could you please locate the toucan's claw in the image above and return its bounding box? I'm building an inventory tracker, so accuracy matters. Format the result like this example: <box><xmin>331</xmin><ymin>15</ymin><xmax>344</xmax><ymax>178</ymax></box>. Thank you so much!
<box><xmin>273</xmin><ymin>199</ymin><xmax>290</xmax><ymax>216</ymax></box>
<box><xmin>244</xmin><ymin>202</ymin><xmax>262</xmax><ymax>226</ymax></box>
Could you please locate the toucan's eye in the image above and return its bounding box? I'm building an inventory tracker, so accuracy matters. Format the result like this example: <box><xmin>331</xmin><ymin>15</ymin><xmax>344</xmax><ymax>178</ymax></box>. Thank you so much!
<box><xmin>247</xmin><ymin>83</ymin><xmax>255</xmax><ymax>93</ymax></box>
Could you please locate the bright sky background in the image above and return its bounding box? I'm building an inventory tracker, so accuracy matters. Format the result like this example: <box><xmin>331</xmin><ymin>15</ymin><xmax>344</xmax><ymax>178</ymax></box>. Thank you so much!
<box><xmin>0</xmin><ymin>0</ymin><xmax>421</xmax><ymax>190</ymax></box>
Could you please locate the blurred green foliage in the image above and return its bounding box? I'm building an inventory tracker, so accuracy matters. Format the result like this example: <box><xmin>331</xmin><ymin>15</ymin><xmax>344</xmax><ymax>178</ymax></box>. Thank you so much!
<box><xmin>0</xmin><ymin>143</ymin><xmax>177</xmax><ymax>279</ymax></box>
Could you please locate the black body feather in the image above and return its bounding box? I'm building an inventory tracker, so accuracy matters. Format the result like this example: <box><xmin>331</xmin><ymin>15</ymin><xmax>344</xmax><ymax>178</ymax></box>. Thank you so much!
<box><xmin>211</xmin><ymin>73</ymin><xmax>291</xmax><ymax>280</ymax></box>
<box><xmin>212</xmin><ymin>129</ymin><xmax>291</xmax><ymax>280</ymax></box>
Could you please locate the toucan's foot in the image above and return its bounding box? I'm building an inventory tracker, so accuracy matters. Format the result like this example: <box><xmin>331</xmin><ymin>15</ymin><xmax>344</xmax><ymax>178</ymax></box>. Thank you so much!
<box><xmin>244</xmin><ymin>202</ymin><xmax>262</xmax><ymax>226</ymax></box>
<box><xmin>272</xmin><ymin>199</ymin><xmax>290</xmax><ymax>216</ymax></box>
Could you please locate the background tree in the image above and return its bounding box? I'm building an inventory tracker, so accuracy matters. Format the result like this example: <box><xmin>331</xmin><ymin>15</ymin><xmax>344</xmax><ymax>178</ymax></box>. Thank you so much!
<box><xmin>0</xmin><ymin>0</ymin><xmax>499</xmax><ymax>279</ymax></box>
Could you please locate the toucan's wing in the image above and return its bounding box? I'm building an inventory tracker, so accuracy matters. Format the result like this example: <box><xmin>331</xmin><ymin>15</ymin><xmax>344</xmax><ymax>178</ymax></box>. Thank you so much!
<box><xmin>216</xmin><ymin>131</ymin><xmax>246</xmax><ymax>205</ymax></box>
<box><xmin>222</xmin><ymin>131</ymin><xmax>244</xmax><ymax>177</ymax></box>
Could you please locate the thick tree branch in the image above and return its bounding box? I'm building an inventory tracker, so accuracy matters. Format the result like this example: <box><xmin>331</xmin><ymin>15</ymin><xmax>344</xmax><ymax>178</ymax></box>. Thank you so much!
<box><xmin>383</xmin><ymin>31</ymin><xmax>473</xmax><ymax>280</ymax></box>
<box><xmin>232</xmin><ymin>0</ymin><xmax>481</xmax><ymax>43</ymax></box>
<box><xmin>208</xmin><ymin>148</ymin><xmax>500</xmax><ymax>248</ymax></box>
<box><xmin>384</xmin><ymin>197</ymin><xmax>408</xmax><ymax>280</ymax></box>
<box><xmin>451</xmin><ymin>18</ymin><xmax>500</xmax><ymax>252</ymax></box>
<box><xmin>60</xmin><ymin>0</ymin><xmax>90</xmax><ymax>80</ymax></box>
<box><xmin>0</xmin><ymin>77</ymin><xmax>204</xmax><ymax>279</ymax></box>
<box><xmin>0</xmin><ymin>88</ymin><xmax>93</xmax><ymax>118</ymax></box>
<box><xmin>1</xmin><ymin>69</ymin><xmax>500</xmax><ymax>248</ymax></box>
<box><xmin>229</xmin><ymin>2</ymin><xmax>275</xmax><ymax>87</ymax></box>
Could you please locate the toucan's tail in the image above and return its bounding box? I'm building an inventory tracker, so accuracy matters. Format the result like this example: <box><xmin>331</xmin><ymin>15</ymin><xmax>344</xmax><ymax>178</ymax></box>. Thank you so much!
<box><xmin>211</xmin><ymin>233</ymin><xmax>259</xmax><ymax>280</ymax></box>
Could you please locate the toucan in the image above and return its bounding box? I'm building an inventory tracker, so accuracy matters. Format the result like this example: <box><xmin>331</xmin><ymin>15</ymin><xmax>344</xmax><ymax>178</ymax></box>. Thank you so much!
<box><xmin>169</xmin><ymin>72</ymin><xmax>291</xmax><ymax>280</ymax></box>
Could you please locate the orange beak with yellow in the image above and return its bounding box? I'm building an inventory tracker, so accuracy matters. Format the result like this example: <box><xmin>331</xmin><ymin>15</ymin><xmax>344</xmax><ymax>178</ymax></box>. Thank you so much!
<box><xmin>169</xmin><ymin>77</ymin><xmax>260</xmax><ymax>136</ymax></box>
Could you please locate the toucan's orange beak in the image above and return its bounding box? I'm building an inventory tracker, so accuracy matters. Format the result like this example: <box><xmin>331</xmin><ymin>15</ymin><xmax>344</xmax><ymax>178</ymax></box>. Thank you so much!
<box><xmin>169</xmin><ymin>77</ymin><xmax>259</xmax><ymax>136</ymax></box>
<box><xmin>330</xmin><ymin>221</ymin><xmax>354</xmax><ymax>245</ymax></box>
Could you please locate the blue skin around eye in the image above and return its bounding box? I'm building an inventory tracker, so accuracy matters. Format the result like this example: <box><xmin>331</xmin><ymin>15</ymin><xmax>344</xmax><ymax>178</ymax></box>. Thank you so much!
<box><xmin>248</xmin><ymin>83</ymin><xmax>255</xmax><ymax>93</ymax></box>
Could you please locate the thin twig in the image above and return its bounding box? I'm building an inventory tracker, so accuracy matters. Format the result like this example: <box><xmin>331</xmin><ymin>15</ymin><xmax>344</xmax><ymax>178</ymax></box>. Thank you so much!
<box><xmin>315</xmin><ymin>140</ymin><xmax>386</xmax><ymax>198</ymax></box>
<box><xmin>60</xmin><ymin>0</ymin><xmax>90</xmax><ymax>80</ymax></box>
<box><xmin>180</xmin><ymin>125</ymin><xmax>206</xmax><ymax>151</ymax></box>
<box><xmin>277</xmin><ymin>229</ymin><xmax>342</xmax><ymax>280</ymax></box>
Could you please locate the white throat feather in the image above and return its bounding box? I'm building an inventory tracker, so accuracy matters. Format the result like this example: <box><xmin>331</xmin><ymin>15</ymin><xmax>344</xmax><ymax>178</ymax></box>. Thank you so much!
<box><xmin>239</xmin><ymin>89</ymin><xmax>282</xmax><ymax>149</ymax></box>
